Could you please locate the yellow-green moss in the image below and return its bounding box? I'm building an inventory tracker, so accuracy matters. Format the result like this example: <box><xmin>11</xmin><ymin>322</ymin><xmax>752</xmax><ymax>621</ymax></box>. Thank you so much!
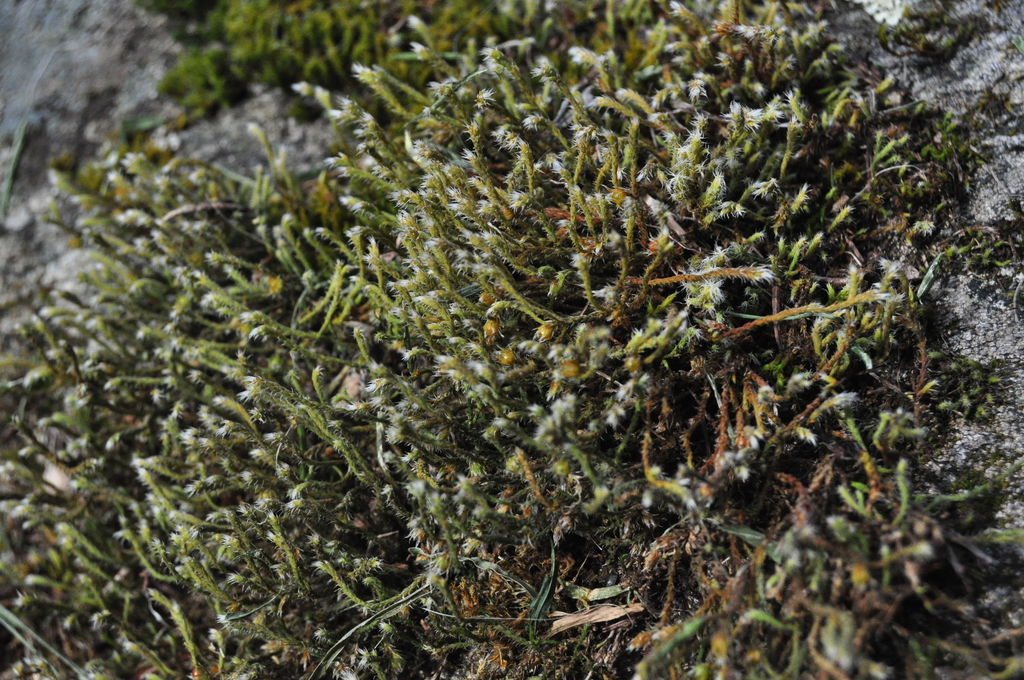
<box><xmin>154</xmin><ymin>0</ymin><xmax>653</xmax><ymax>117</ymax></box>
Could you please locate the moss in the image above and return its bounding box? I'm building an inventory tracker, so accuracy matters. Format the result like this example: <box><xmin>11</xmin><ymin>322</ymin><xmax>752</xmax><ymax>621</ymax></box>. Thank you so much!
<box><xmin>137</xmin><ymin>0</ymin><xmax>216</xmax><ymax>21</ymax></box>
<box><xmin>943</xmin><ymin>461</ymin><xmax>1009</xmax><ymax>532</ymax></box>
<box><xmin>153</xmin><ymin>0</ymin><xmax>651</xmax><ymax>118</ymax></box>
<box><xmin>2</xmin><ymin>1</ymin><xmax>1022</xmax><ymax>679</ymax></box>
<box><xmin>877</xmin><ymin>3</ymin><xmax>977</xmax><ymax>60</ymax></box>
<box><xmin>929</xmin><ymin>354</ymin><xmax>1001</xmax><ymax>422</ymax></box>
<box><xmin>158</xmin><ymin>47</ymin><xmax>249</xmax><ymax>116</ymax></box>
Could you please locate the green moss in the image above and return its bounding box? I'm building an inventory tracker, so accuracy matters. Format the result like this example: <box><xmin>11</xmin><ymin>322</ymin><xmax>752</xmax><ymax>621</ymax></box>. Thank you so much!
<box><xmin>943</xmin><ymin>460</ymin><xmax>1008</xmax><ymax>532</ymax></box>
<box><xmin>878</xmin><ymin>4</ymin><xmax>977</xmax><ymax>60</ymax></box>
<box><xmin>137</xmin><ymin>0</ymin><xmax>215</xmax><ymax>21</ymax></box>
<box><xmin>2</xmin><ymin>1</ymin><xmax>1021</xmax><ymax>680</ymax></box>
<box><xmin>929</xmin><ymin>353</ymin><xmax>1001</xmax><ymax>421</ymax></box>
<box><xmin>158</xmin><ymin>47</ymin><xmax>249</xmax><ymax>116</ymax></box>
<box><xmin>154</xmin><ymin>0</ymin><xmax>650</xmax><ymax>118</ymax></box>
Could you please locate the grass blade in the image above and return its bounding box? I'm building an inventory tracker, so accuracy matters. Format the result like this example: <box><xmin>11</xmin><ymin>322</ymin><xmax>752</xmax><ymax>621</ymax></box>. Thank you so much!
<box><xmin>917</xmin><ymin>251</ymin><xmax>945</xmax><ymax>298</ymax></box>
<box><xmin>0</xmin><ymin>602</ymin><xmax>90</xmax><ymax>678</ymax></box>
<box><xmin>308</xmin><ymin>583</ymin><xmax>429</xmax><ymax>680</ymax></box>
<box><xmin>0</xmin><ymin>119</ymin><xmax>27</xmax><ymax>218</ymax></box>
<box><xmin>461</xmin><ymin>556</ymin><xmax>537</xmax><ymax>598</ymax></box>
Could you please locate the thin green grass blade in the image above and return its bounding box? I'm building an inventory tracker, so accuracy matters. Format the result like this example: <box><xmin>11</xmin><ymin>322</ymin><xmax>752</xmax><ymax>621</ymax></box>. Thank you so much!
<box><xmin>0</xmin><ymin>602</ymin><xmax>90</xmax><ymax>678</ymax></box>
<box><xmin>308</xmin><ymin>583</ymin><xmax>430</xmax><ymax>680</ymax></box>
<box><xmin>0</xmin><ymin>119</ymin><xmax>28</xmax><ymax>217</ymax></box>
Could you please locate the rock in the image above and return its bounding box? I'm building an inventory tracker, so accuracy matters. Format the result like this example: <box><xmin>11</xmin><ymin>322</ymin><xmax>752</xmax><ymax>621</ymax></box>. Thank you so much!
<box><xmin>828</xmin><ymin>0</ymin><xmax>1024</xmax><ymax>222</ymax></box>
<box><xmin>830</xmin><ymin>0</ymin><xmax>1024</xmax><ymax>630</ymax></box>
<box><xmin>0</xmin><ymin>0</ymin><xmax>333</xmax><ymax>341</ymax></box>
<box><xmin>173</xmin><ymin>84</ymin><xmax>336</xmax><ymax>176</ymax></box>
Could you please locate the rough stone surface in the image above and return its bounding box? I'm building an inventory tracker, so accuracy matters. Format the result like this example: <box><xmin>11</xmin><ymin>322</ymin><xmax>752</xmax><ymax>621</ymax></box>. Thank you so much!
<box><xmin>0</xmin><ymin>0</ymin><xmax>334</xmax><ymax>347</ymax></box>
<box><xmin>924</xmin><ymin>272</ymin><xmax>1024</xmax><ymax>627</ymax></box>
<box><xmin>828</xmin><ymin>0</ymin><xmax>1024</xmax><ymax>628</ymax></box>
<box><xmin>829</xmin><ymin>0</ymin><xmax>1024</xmax><ymax>222</ymax></box>
<box><xmin>0</xmin><ymin>0</ymin><xmax>177</xmax><ymax>331</ymax></box>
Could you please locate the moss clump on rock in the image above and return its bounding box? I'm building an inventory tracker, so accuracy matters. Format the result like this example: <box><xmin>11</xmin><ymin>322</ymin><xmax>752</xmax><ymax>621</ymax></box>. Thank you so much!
<box><xmin>153</xmin><ymin>0</ymin><xmax>654</xmax><ymax>117</ymax></box>
<box><xmin>2</xmin><ymin>1</ymin><xmax>1020</xmax><ymax>679</ymax></box>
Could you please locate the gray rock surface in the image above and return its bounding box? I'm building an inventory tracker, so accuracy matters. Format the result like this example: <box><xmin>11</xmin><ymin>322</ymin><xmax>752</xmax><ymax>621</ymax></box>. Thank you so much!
<box><xmin>0</xmin><ymin>0</ymin><xmax>176</xmax><ymax>330</ymax></box>
<box><xmin>927</xmin><ymin>272</ymin><xmax>1024</xmax><ymax>627</ymax></box>
<box><xmin>830</xmin><ymin>0</ymin><xmax>1024</xmax><ymax>629</ymax></box>
<box><xmin>0</xmin><ymin>0</ymin><xmax>334</xmax><ymax>346</ymax></box>
<box><xmin>829</xmin><ymin>0</ymin><xmax>1024</xmax><ymax>222</ymax></box>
